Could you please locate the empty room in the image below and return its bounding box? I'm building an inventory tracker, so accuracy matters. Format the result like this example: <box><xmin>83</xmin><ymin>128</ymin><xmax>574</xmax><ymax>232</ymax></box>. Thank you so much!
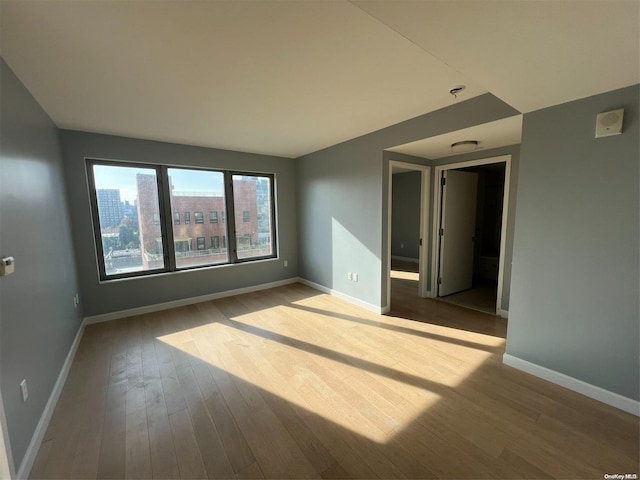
<box><xmin>1</xmin><ymin>1</ymin><xmax>638</xmax><ymax>479</ymax></box>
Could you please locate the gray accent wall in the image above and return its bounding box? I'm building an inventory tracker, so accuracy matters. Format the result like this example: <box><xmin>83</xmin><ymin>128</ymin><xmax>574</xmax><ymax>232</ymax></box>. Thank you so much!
<box><xmin>391</xmin><ymin>171</ymin><xmax>421</xmax><ymax>260</ymax></box>
<box><xmin>297</xmin><ymin>93</ymin><xmax>519</xmax><ymax>308</ymax></box>
<box><xmin>507</xmin><ymin>85</ymin><xmax>639</xmax><ymax>400</ymax></box>
<box><xmin>60</xmin><ymin>130</ymin><xmax>298</xmax><ymax>317</ymax></box>
<box><xmin>0</xmin><ymin>59</ymin><xmax>83</xmax><ymax>470</ymax></box>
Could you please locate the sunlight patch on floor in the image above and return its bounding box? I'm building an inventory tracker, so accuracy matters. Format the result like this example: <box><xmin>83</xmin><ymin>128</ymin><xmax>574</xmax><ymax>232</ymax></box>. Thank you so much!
<box><xmin>155</xmin><ymin>286</ymin><xmax>505</xmax><ymax>444</ymax></box>
<box><xmin>390</xmin><ymin>270</ymin><xmax>419</xmax><ymax>281</ymax></box>
<box><xmin>154</xmin><ymin>317</ymin><xmax>506</xmax><ymax>444</ymax></box>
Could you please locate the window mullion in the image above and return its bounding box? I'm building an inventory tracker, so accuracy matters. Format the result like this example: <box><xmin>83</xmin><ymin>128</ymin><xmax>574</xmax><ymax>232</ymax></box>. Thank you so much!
<box><xmin>269</xmin><ymin>173</ymin><xmax>278</xmax><ymax>258</ymax></box>
<box><xmin>224</xmin><ymin>171</ymin><xmax>239</xmax><ymax>263</ymax></box>
<box><xmin>158</xmin><ymin>166</ymin><xmax>176</xmax><ymax>271</ymax></box>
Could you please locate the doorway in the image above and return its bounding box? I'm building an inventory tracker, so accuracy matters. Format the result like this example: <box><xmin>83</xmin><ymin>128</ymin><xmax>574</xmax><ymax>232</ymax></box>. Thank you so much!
<box><xmin>386</xmin><ymin>161</ymin><xmax>430</xmax><ymax>311</ymax></box>
<box><xmin>432</xmin><ymin>155</ymin><xmax>511</xmax><ymax>316</ymax></box>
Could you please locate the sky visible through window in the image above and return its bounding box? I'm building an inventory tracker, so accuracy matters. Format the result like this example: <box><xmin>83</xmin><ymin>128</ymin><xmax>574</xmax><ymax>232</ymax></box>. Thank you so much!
<box><xmin>168</xmin><ymin>168</ymin><xmax>224</xmax><ymax>197</ymax></box>
<box><xmin>93</xmin><ymin>165</ymin><xmax>224</xmax><ymax>202</ymax></box>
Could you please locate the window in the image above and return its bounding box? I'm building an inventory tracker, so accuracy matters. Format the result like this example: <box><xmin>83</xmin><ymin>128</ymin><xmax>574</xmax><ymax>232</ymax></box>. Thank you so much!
<box><xmin>88</xmin><ymin>162</ymin><xmax>165</xmax><ymax>280</ymax></box>
<box><xmin>88</xmin><ymin>160</ymin><xmax>276</xmax><ymax>280</ymax></box>
<box><xmin>233</xmin><ymin>174</ymin><xmax>275</xmax><ymax>260</ymax></box>
<box><xmin>168</xmin><ymin>168</ymin><xmax>228</xmax><ymax>268</ymax></box>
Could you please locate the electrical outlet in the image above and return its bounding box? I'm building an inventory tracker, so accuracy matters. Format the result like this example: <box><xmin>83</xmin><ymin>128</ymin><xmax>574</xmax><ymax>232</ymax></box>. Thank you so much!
<box><xmin>353</xmin><ymin>273</ymin><xmax>358</xmax><ymax>282</ymax></box>
<box><xmin>347</xmin><ymin>272</ymin><xmax>352</xmax><ymax>281</ymax></box>
<box><xmin>20</xmin><ymin>379</ymin><xmax>28</xmax><ymax>402</ymax></box>
<box><xmin>400</xmin><ymin>243</ymin><xmax>404</xmax><ymax>249</ymax></box>
<box><xmin>283</xmin><ymin>260</ymin><xmax>288</xmax><ymax>267</ymax></box>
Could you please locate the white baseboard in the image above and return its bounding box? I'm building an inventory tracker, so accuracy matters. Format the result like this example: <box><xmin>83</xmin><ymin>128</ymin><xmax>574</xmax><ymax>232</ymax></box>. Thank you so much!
<box><xmin>84</xmin><ymin>277</ymin><xmax>300</xmax><ymax>324</ymax></box>
<box><xmin>497</xmin><ymin>308</ymin><xmax>509</xmax><ymax>318</ymax></box>
<box><xmin>391</xmin><ymin>255</ymin><xmax>419</xmax><ymax>263</ymax></box>
<box><xmin>17</xmin><ymin>320</ymin><xmax>86</xmax><ymax>479</ymax></box>
<box><xmin>297</xmin><ymin>278</ymin><xmax>385</xmax><ymax>314</ymax></box>
<box><xmin>503</xmin><ymin>354</ymin><xmax>639</xmax><ymax>416</ymax></box>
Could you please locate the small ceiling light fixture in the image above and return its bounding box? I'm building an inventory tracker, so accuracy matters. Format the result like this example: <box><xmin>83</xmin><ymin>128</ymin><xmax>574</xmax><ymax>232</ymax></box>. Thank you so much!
<box><xmin>451</xmin><ymin>140</ymin><xmax>479</xmax><ymax>153</ymax></box>
<box><xmin>449</xmin><ymin>85</ymin><xmax>466</xmax><ymax>98</ymax></box>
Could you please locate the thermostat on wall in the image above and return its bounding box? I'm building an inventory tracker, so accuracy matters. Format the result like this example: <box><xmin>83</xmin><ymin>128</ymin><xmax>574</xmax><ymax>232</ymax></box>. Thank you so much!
<box><xmin>595</xmin><ymin>109</ymin><xmax>624</xmax><ymax>138</ymax></box>
<box><xmin>0</xmin><ymin>256</ymin><xmax>15</xmax><ymax>276</ymax></box>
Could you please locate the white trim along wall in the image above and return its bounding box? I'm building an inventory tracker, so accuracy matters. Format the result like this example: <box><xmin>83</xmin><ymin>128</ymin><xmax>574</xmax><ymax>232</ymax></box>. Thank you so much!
<box><xmin>16</xmin><ymin>323</ymin><xmax>85</xmax><ymax>479</ymax></box>
<box><xmin>503</xmin><ymin>354</ymin><xmax>640</xmax><ymax>416</ymax></box>
<box><xmin>430</xmin><ymin>154</ymin><xmax>511</xmax><ymax>317</ymax></box>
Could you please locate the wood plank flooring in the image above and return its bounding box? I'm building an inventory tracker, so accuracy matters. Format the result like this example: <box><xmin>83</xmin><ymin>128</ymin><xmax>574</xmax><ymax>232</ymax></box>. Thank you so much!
<box><xmin>30</xmin><ymin>281</ymin><xmax>638</xmax><ymax>479</ymax></box>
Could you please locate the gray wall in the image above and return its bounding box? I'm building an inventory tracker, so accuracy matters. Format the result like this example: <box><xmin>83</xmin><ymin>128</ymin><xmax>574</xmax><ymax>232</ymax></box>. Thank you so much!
<box><xmin>430</xmin><ymin>144</ymin><xmax>521</xmax><ymax>310</ymax></box>
<box><xmin>391</xmin><ymin>171</ymin><xmax>421</xmax><ymax>260</ymax></box>
<box><xmin>60</xmin><ymin>130</ymin><xmax>298</xmax><ymax>317</ymax></box>
<box><xmin>297</xmin><ymin>93</ymin><xmax>519</xmax><ymax>308</ymax></box>
<box><xmin>507</xmin><ymin>84</ymin><xmax>639</xmax><ymax>400</ymax></box>
<box><xmin>0</xmin><ymin>59</ymin><xmax>83</xmax><ymax>470</ymax></box>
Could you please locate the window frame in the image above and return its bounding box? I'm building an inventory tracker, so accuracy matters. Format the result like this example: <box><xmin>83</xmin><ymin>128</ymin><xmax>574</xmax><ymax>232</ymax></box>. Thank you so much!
<box><xmin>87</xmin><ymin>159</ymin><xmax>170</xmax><ymax>281</ymax></box>
<box><xmin>228</xmin><ymin>171</ymin><xmax>278</xmax><ymax>264</ymax></box>
<box><xmin>194</xmin><ymin>211</ymin><xmax>204</xmax><ymax>224</ymax></box>
<box><xmin>86</xmin><ymin>159</ymin><xmax>277</xmax><ymax>281</ymax></box>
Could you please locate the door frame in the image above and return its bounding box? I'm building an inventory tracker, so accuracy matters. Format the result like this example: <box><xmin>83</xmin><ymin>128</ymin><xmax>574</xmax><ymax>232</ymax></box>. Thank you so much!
<box><xmin>0</xmin><ymin>391</ymin><xmax>15</xmax><ymax>479</ymax></box>
<box><xmin>386</xmin><ymin>161</ymin><xmax>431</xmax><ymax>310</ymax></box>
<box><xmin>430</xmin><ymin>154</ymin><xmax>511</xmax><ymax>316</ymax></box>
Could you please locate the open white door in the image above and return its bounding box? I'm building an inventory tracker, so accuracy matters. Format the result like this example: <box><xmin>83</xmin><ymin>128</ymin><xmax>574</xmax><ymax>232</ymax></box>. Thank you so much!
<box><xmin>438</xmin><ymin>170</ymin><xmax>478</xmax><ymax>296</ymax></box>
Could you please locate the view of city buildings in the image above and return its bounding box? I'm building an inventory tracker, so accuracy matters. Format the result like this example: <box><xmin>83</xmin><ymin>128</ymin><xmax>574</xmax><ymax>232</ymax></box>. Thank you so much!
<box><xmin>96</xmin><ymin>172</ymin><xmax>272</xmax><ymax>275</ymax></box>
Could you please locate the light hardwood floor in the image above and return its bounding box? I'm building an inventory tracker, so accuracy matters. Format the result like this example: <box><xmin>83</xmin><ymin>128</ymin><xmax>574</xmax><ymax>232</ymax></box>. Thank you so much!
<box><xmin>30</xmin><ymin>282</ymin><xmax>638</xmax><ymax>479</ymax></box>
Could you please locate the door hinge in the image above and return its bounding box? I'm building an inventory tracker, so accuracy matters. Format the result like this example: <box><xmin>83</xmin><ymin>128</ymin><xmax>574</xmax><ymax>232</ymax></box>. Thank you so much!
<box><xmin>419</xmin><ymin>238</ymin><xmax>423</xmax><ymax>246</ymax></box>
<box><xmin>441</xmin><ymin>177</ymin><xmax>446</xmax><ymax>186</ymax></box>
<box><xmin>439</xmin><ymin>228</ymin><xmax>444</xmax><ymax>236</ymax></box>
<box><xmin>438</xmin><ymin>277</ymin><xmax>442</xmax><ymax>285</ymax></box>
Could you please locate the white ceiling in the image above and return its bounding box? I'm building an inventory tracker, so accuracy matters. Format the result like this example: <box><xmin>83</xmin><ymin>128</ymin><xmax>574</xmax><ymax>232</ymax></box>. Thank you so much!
<box><xmin>1</xmin><ymin>1</ymin><xmax>638</xmax><ymax>159</ymax></box>
<box><xmin>354</xmin><ymin>0</ymin><xmax>639</xmax><ymax>114</ymax></box>
<box><xmin>389</xmin><ymin>116</ymin><xmax>523</xmax><ymax>160</ymax></box>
